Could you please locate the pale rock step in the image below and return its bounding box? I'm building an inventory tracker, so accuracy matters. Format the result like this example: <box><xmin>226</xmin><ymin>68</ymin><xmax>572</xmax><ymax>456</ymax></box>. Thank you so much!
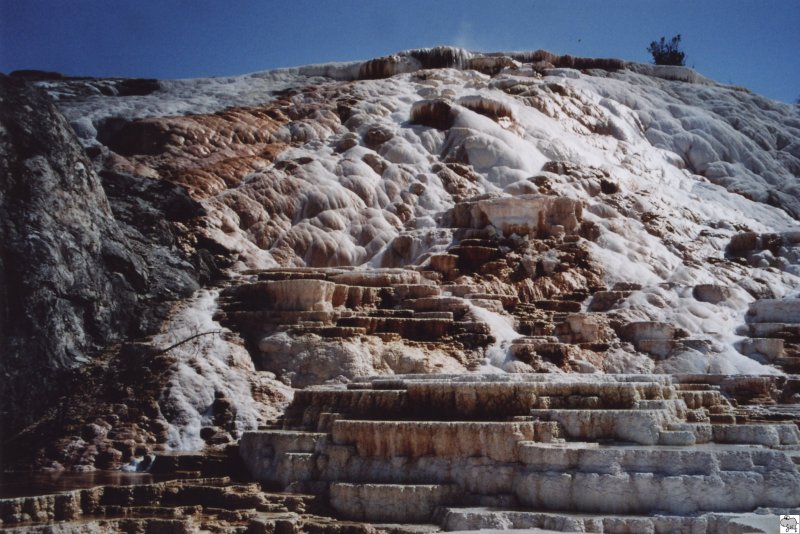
<box><xmin>711</xmin><ymin>423</ymin><xmax>800</xmax><ymax>447</ymax></box>
<box><xmin>329</xmin><ymin>483</ymin><xmax>459</xmax><ymax>523</ymax></box>
<box><xmin>741</xmin><ymin>322</ymin><xmax>800</xmax><ymax>339</ymax></box>
<box><xmin>737</xmin><ymin>337</ymin><xmax>785</xmax><ymax>361</ymax></box>
<box><xmin>747</xmin><ymin>298</ymin><xmax>800</xmax><ymax>323</ymax></box>
<box><xmin>411</xmin><ymin>296</ymin><xmax>470</xmax><ymax>313</ymax></box>
<box><xmin>514</xmin><ymin>458</ymin><xmax>800</xmax><ymax>514</ymax></box>
<box><xmin>668</xmin><ymin>422</ymin><xmax>713</xmax><ymax>443</ymax></box>
<box><xmin>588</xmin><ymin>290</ymin><xmax>631</xmax><ymax>312</ymax></box>
<box><xmin>392</xmin><ymin>284</ymin><xmax>442</xmax><ymax>300</ymax></box>
<box><xmin>528</xmin><ymin>408</ymin><xmax>672</xmax><ymax>444</ymax></box>
<box><xmin>286</xmin><ymin>388</ymin><xmax>409</xmax><ymax>426</ymax></box>
<box><xmin>429</xmin><ymin>253</ymin><xmax>459</xmax><ymax>273</ymax></box>
<box><xmin>240</xmin><ymin>374</ymin><xmax>800</xmax><ymax>521</ymax></box>
<box><xmin>676</xmin><ymin>389</ymin><xmax>727</xmax><ymax>409</ymax></box>
<box><xmin>331</xmin><ymin>420</ymin><xmax>559</xmax><ymax>461</ymax></box>
<box><xmin>238</xmin><ymin>430</ymin><xmax>328</xmax><ymax>485</ymax></box>
<box><xmin>658</xmin><ymin>430</ymin><xmax>696</xmax><ymax>445</ymax></box>
<box><xmin>439</xmin><ymin>507</ymin><xmax>784</xmax><ymax>534</ymax></box>
<box><xmin>515</xmin><ymin>442</ymin><xmax>749</xmax><ymax>475</ymax></box>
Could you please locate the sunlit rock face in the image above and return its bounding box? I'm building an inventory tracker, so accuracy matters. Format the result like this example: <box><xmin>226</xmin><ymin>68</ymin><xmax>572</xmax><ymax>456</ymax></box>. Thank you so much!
<box><xmin>3</xmin><ymin>47</ymin><xmax>800</xmax><ymax>532</ymax></box>
<box><xmin>240</xmin><ymin>373</ymin><xmax>800</xmax><ymax>529</ymax></box>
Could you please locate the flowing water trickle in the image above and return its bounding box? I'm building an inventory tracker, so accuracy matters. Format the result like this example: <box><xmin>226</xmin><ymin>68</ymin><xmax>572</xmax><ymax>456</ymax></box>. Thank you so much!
<box><xmin>466</xmin><ymin>300</ymin><xmax>522</xmax><ymax>372</ymax></box>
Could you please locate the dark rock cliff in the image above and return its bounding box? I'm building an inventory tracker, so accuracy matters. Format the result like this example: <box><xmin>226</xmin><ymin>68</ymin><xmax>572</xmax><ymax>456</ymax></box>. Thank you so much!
<box><xmin>0</xmin><ymin>76</ymin><xmax>203</xmax><ymax>447</ymax></box>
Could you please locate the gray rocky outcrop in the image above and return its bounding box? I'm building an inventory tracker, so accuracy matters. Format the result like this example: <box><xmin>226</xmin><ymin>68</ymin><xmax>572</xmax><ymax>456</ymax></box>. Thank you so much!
<box><xmin>0</xmin><ymin>76</ymin><xmax>139</xmax><ymax>437</ymax></box>
<box><xmin>0</xmin><ymin>76</ymin><xmax>203</xmax><ymax>445</ymax></box>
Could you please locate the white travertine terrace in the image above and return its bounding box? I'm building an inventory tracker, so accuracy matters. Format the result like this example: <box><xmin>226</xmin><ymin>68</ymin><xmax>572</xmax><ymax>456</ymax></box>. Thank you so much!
<box><xmin>240</xmin><ymin>374</ymin><xmax>800</xmax><ymax>530</ymax></box>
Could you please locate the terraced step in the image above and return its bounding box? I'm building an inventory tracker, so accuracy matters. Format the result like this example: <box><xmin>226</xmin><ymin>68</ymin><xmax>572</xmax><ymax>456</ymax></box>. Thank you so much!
<box><xmin>239</xmin><ymin>430</ymin><xmax>328</xmax><ymax>484</ymax></box>
<box><xmin>513</xmin><ymin>444</ymin><xmax>800</xmax><ymax>514</ymax></box>
<box><xmin>535</xmin><ymin>300</ymin><xmax>582</xmax><ymax>312</ymax></box>
<box><xmin>336</xmin><ymin>315</ymin><xmax>453</xmax><ymax>340</ymax></box>
<box><xmin>528</xmin><ymin>408</ymin><xmax>671</xmax><ymax>444</ymax></box>
<box><xmin>658</xmin><ymin>429</ymin><xmax>696</xmax><ymax>445</ymax></box>
<box><xmin>239</xmin><ymin>374</ymin><xmax>800</xmax><ymax>524</ymax></box>
<box><xmin>740</xmin><ymin>322</ymin><xmax>800</xmax><ymax>340</ymax></box>
<box><xmin>588</xmin><ymin>290</ymin><xmax>631</xmax><ymax>311</ymax></box>
<box><xmin>330</xmin><ymin>420</ymin><xmax>560</xmax><ymax>461</ymax></box>
<box><xmin>515</xmin><ymin>442</ymin><xmax>764</xmax><ymax>475</ymax></box>
<box><xmin>747</xmin><ymin>299</ymin><xmax>800</xmax><ymax>324</ymax></box>
<box><xmin>329</xmin><ymin>483</ymin><xmax>459</xmax><ymax>523</ymax></box>
<box><xmin>291</xmin><ymin>325</ymin><xmax>367</xmax><ymax>338</ymax></box>
<box><xmin>285</xmin><ymin>388</ymin><xmax>409</xmax><ymax>426</ymax></box>
<box><xmin>677</xmin><ymin>389</ymin><xmax>728</xmax><ymax>409</ymax></box>
<box><xmin>439</xmin><ymin>507</ymin><xmax>783</xmax><ymax>533</ymax></box>
<box><xmin>711</xmin><ymin>423</ymin><xmax>800</xmax><ymax>447</ymax></box>
<box><xmin>668</xmin><ymin>422</ymin><xmax>713</xmax><ymax>443</ymax></box>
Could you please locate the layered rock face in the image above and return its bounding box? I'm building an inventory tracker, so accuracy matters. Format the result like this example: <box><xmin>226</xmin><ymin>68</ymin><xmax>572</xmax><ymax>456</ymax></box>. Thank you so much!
<box><xmin>2</xmin><ymin>46</ymin><xmax>800</xmax><ymax>532</ymax></box>
<box><xmin>241</xmin><ymin>373</ymin><xmax>800</xmax><ymax>530</ymax></box>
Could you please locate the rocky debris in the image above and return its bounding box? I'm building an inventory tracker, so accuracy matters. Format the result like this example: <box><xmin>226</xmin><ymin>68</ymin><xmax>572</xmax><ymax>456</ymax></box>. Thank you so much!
<box><xmin>693</xmin><ymin>283</ymin><xmax>732</xmax><ymax>304</ymax></box>
<box><xmin>241</xmin><ymin>374</ymin><xmax>800</xmax><ymax>527</ymax></box>
<box><xmin>727</xmin><ymin>230</ymin><xmax>800</xmax><ymax>274</ymax></box>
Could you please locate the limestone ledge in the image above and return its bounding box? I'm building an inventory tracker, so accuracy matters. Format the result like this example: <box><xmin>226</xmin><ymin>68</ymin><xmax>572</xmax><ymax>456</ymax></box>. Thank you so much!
<box><xmin>240</xmin><ymin>374</ymin><xmax>800</xmax><ymax>522</ymax></box>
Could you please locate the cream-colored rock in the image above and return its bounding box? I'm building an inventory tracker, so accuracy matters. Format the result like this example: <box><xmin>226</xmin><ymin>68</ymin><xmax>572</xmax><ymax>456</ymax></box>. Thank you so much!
<box><xmin>261</xmin><ymin>279</ymin><xmax>336</xmax><ymax>311</ymax></box>
<box><xmin>429</xmin><ymin>254</ymin><xmax>459</xmax><ymax>273</ymax></box>
<box><xmin>620</xmin><ymin>321</ymin><xmax>678</xmax><ymax>343</ymax></box>
<box><xmin>474</xmin><ymin>195</ymin><xmax>582</xmax><ymax>237</ymax></box>
<box><xmin>241</xmin><ymin>374</ymin><xmax>800</xmax><ymax>521</ymax></box>
<box><xmin>711</xmin><ymin>423</ymin><xmax>800</xmax><ymax>447</ymax></box>
<box><xmin>528</xmin><ymin>408</ymin><xmax>671</xmax><ymax>444</ymax></box>
<box><xmin>514</xmin><ymin>459</ymin><xmax>800</xmax><ymax>514</ymax></box>
<box><xmin>330</xmin><ymin>269</ymin><xmax>423</xmax><ymax>287</ymax></box>
<box><xmin>564</xmin><ymin>314</ymin><xmax>614</xmax><ymax>344</ymax></box>
<box><xmin>331</xmin><ymin>420</ymin><xmax>544</xmax><ymax>462</ymax></box>
<box><xmin>448</xmin><ymin>195</ymin><xmax>582</xmax><ymax>237</ymax></box>
<box><xmin>239</xmin><ymin>430</ymin><xmax>327</xmax><ymax>486</ymax></box>
<box><xmin>440</xmin><ymin>508</ymin><xmax>719</xmax><ymax>533</ymax></box>
<box><xmin>465</xmin><ymin>56</ymin><xmax>519</xmax><ymax>75</ymax></box>
<box><xmin>257</xmin><ymin>333</ymin><xmax>465</xmax><ymax>387</ymax></box>
<box><xmin>747</xmin><ymin>298</ymin><xmax>800</xmax><ymax>323</ymax></box>
<box><xmin>330</xmin><ymin>483</ymin><xmax>459</xmax><ymax>523</ymax></box>
<box><xmin>737</xmin><ymin>337</ymin><xmax>785</xmax><ymax>361</ymax></box>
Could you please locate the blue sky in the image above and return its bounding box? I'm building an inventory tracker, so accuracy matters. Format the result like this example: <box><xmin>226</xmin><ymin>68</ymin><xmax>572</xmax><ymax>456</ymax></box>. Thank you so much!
<box><xmin>1</xmin><ymin>0</ymin><xmax>798</xmax><ymax>102</ymax></box>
